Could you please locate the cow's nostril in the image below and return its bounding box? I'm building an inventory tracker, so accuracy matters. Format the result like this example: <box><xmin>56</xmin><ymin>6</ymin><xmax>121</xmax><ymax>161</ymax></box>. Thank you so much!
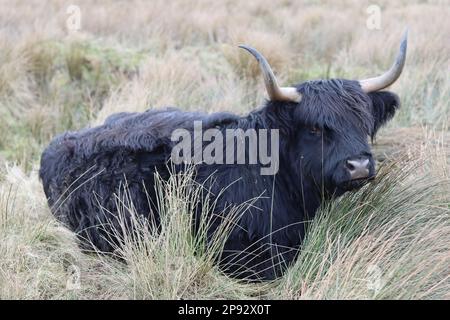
<box><xmin>346</xmin><ymin>158</ymin><xmax>370</xmax><ymax>180</ymax></box>
<box><xmin>346</xmin><ymin>162</ymin><xmax>355</xmax><ymax>171</ymax></box>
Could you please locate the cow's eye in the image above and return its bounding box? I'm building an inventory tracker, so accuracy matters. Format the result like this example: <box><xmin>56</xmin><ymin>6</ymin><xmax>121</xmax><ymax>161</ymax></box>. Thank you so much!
<box><xmin>309</xmin><ymin>126</ymin><xmax>322</xmax><ymax>136</ymax></box>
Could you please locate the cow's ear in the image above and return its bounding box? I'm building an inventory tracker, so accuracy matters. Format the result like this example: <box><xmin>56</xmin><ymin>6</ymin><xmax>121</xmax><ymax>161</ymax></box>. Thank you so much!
<box><xmin>368</xmin><ymin>91</ymin><xmax>400</xmax><ymax>138</ymax></box>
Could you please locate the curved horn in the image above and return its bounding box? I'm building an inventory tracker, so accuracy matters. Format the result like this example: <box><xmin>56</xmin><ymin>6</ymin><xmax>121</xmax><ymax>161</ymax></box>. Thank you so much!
<box><xmin>239</xmin><ymin>45</ymin><xmax>301</xmax><ymax>103</ymax></box>
<box><xmin>359</xmin><ymin>29</ymin><xmax>408</xmax><ymax>93</ymax></box>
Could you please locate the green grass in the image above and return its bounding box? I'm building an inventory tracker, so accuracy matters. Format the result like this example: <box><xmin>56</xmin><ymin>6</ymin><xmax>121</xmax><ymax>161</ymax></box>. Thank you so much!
<box><xmin>0</xmin><ymin>39</ymin><xmax>145</xmax><ymax>169</ymax></box>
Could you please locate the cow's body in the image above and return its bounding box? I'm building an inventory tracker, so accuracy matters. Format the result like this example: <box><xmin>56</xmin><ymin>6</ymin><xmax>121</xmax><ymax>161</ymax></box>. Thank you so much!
<box><xmin>40</xmin><ymin>35</ymin><xmax>407</xmax><ymax>280</ymax></box>
<box><xmin>41</xmin><ymin>106</ymin><xmax>312</xmax><ymax>280</ymax></box>
<box><xmin>40</xmin><ymin>80</ymin><xmax>399</xmax><ymax>280</ymax></box>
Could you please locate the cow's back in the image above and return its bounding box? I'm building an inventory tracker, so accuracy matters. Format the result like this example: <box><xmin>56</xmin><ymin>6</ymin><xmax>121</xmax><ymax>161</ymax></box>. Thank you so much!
<box><xmin>39</xmin><ymin>107</ymin><xmax>240</xmax><ymax>251</ymax></box>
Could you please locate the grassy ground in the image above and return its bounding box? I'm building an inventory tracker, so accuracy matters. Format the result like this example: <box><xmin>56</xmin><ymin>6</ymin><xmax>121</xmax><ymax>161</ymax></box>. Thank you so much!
<box><xmin>0</xmin><ymin>0</ymin><xmax>449</xmax><ymax>299</ymax></box>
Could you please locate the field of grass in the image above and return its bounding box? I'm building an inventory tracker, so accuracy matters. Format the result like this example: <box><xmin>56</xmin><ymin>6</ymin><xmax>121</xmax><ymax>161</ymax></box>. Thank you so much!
<box><xmin>0</xmin><ymin>0</ymin><xmax>448</xmax><ymax>299</ymax></box>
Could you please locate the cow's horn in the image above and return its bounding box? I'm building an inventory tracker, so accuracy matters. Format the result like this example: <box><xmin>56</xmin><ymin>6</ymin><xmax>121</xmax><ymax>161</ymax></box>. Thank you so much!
<box><xmin>239</xmin><ymin>45</ymin><xmax>302</xmax><ymax>103</ymax></box>
<box><xmin>359</xmin><ymin>29</ymin><xmax>408</xmax><ymax>93</ymax></box>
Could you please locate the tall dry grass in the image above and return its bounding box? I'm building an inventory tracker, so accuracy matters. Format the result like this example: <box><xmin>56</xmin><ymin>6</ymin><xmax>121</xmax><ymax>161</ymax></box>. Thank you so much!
<box><xmin>0</xmin><ymin>0</ymin><xmax>449</xmax><ymax>299</ymax></box>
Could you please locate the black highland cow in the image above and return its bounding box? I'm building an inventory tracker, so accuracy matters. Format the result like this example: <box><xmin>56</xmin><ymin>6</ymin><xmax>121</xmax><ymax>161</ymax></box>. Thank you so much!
<box><xmin>40</xmin><ymin>32</ymin><xmax>407</xmax><ymax>281</ymax></box>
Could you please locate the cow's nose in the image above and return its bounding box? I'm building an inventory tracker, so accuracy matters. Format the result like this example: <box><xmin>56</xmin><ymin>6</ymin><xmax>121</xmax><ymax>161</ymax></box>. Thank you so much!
<box><xmin>346</xmin><ymin>158</ymin><xmax>370</xmax><ymax>180</ymax></box>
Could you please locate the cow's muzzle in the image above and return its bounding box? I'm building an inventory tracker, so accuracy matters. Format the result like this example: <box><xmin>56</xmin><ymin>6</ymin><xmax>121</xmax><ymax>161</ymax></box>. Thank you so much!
<box><xmin>346</xmin><ymin>158</ymin><xmax>371</xmax><ymax>180</ymax></box>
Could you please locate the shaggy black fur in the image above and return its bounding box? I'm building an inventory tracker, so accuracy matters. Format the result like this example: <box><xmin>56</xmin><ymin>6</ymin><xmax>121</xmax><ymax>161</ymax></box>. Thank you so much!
<box><xmin>40</xmin><ymin>79</ymin><xmax>399</xmax><ymax>281</ymax></box>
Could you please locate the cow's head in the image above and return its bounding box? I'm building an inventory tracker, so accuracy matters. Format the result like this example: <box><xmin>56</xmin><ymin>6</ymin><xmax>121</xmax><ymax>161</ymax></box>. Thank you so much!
<box><xmin>241</xmin><ymin>30</ymin><xmax>407</xmax><ymax>196</ymax></box>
